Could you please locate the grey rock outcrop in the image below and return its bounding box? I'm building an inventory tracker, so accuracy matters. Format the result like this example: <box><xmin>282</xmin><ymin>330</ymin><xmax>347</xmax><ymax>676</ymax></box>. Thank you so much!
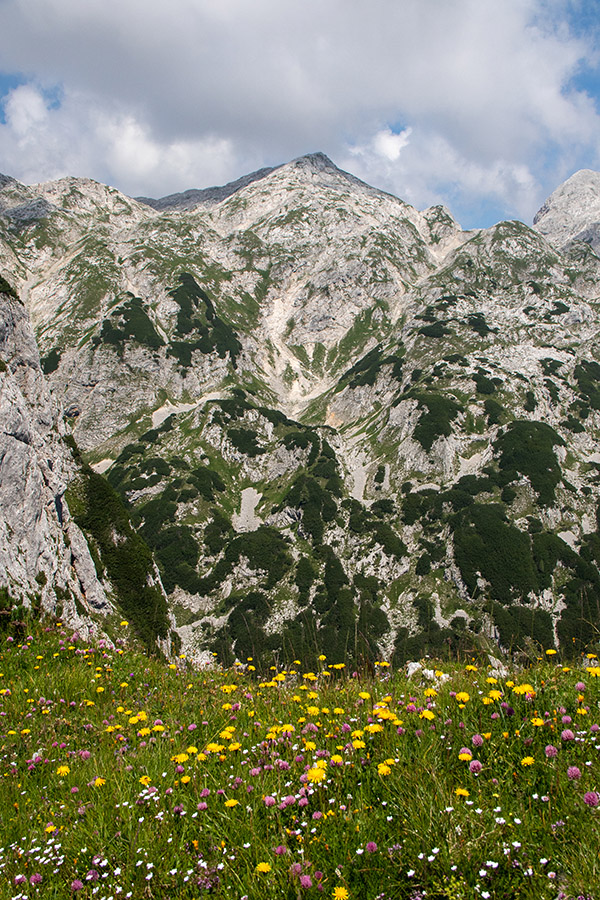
<box><xmin>0</xmin><ymin>282</ymin><xmax>111</xmax><ymax>630</ymax></box>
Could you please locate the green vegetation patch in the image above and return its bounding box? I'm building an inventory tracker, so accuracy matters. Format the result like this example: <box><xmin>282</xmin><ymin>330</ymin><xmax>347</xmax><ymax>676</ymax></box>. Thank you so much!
<box><xmin>574</xmin><ymin>360</ymin><xmax>600</xmax><ymax>410</ymax></box>
<box><xmin>167</xmin><ymin>273</ymin><xmax>242</xmax><ymax>367</ymax></box>
<box><xmin>452</xmin><ymin>503</ymin><xmax>538</xmax><ymax>604</ymax></box>
<box><xmin>495</xmin><ymin>420</ymin><xmax>565</xmax><ymax>506</ymax></box>
<box><xmin>409</xmin><ymin>392</ymin><xmax>462</xmax><ymax>450</ymax></box>
<box><xmin>66</xmin><ymin>469</ymin><xmax>169</xmax><ymax>648</ymax></box>
<box><xmin>98</xmin><ymin>294</ymin><xmax>164</xmax><ymax>351</ymax></box>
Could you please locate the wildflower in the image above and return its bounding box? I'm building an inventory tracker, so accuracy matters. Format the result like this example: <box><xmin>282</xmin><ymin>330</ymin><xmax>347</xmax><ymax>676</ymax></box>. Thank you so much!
<box><xmin>225</xmin><ymin>798</ymin><xmax>239</xmax><ymax>807</ymax></box>
<box><xmin>93</xmin><ymin>777</ymin><xmax>106</xmax><ymax>787</ymax></box>
<box><xmin>56</xmin><ymin>765</ymin><xmax>70</xmax><ymax>776</ymax></box>
<box><xmin>567</xmin><ymin>766</ymin><xmax>582</xmax><ymax>780</ymax></box>
<box><xmin>71</xmin><ymin>881</ymin><xmax>84</xmax><ymax>892</ymax></box>
<box><xmin>521</xmin><ymin>757</ymin><xmax>535</xmax><ymax>766</ymax></box>
<box><xmin>365</xmin><ymin>841</ymin><xmax>378</xmax><ymax>853</ymax></box>
<box><xmin>333</xmin><ymin>888</ymin><xmax>349</xmax><ymax>899</ymax></box>
<box><xmin>307</xmin><ymin>767</ymin><xmax>326</xmax><ymax>783</ymax></box>
<box><xmin>584</xmin><ymin>791</ymin><xmax>600</xmax><ymax>807</ymax></box>
<box><xmin>458</xmin><ymin>748</ymin><xmax>473</xmax><ymax>761</ymax></box>
<box><xmin>455</xmin><ymin>692</ymin><xmax>470</xmax><ymax>703</ymax></box>
<box><xmin>469</xmin><ymin>760</ymin><xmax>483</xmax><ymax>775</ymax></box>
<box><xmin>472</xmin><ymin>733</ymin><xmax>483</xmax><ymax>747</ymax></box>
<box><xmin>378</xmin><ymin>763</ymin><xmax>392</xmax><ymax>776</ymax></box>
<box><xmin>300</xmin><ymin>875</ymin><xmax>313</xmax><ymax>888</ymax></box>
<box><xmin>255</xmin><ymin>862</ymin><xmax>272</xmax><ymax>873</ymax></box>
<box><xmin>455</xmin><ymin>788</ymin><xmax>469</xmax><ymax>797</ymax></box>
<box><xmin>561</xmin><ymin>729</ymin><xmax>575</xmax><ymax>741</ymax></box>
<box><xmin>29</xmin><ymin>873</ymin><xmax>42</xmax><ymax>885</ymax></box>
<box><xmin>545</xmin><ymin>743</ymin><xmax>559</xmax><ymax>757</ymax></box>
<box><xmin>264</xmin><ymin>795</ymin><xmax>276</xmax><ymax>807</ymax></box>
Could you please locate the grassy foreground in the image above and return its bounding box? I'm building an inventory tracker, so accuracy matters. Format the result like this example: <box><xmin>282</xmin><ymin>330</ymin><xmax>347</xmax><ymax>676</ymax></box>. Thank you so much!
<box><xmin>1</xmin><ymin>621</ymin><xmax>599</xmax><ymax>899</ymax></box>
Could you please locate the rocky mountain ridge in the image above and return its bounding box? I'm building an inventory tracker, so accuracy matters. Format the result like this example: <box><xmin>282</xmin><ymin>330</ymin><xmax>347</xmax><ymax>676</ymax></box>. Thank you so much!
<box><xmin>1</xmin><ymin>155</ymin><xmax>600</xmax><ymax>667</ymax></box>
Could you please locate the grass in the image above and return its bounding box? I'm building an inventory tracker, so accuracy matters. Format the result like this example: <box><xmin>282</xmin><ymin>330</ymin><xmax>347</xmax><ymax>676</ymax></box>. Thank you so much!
<box><xmin>1</xmin><ymin>618</ymin><xmax>600</xmax><ymax>898</ymax></box>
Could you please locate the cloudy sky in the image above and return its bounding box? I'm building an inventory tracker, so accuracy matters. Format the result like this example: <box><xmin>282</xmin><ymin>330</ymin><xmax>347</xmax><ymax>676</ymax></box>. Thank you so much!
<box><xmin>0</xmin><ymin>0</ymin><xmax>599</xmax><ymax>228</ymax></box>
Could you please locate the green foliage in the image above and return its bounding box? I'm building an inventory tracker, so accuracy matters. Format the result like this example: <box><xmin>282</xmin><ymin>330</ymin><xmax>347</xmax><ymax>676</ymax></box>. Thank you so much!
<box><xmin>166</xmin><ymin>273</ymin><xmax>241</xmax><ymax>368</ymax></box>
<box><xmin>40</xmin><ymin>348</ymin><xmax>61</xmax><ymax>374</ymax></box>
<box><xmin>371</xmin><ymin>521</ymin><xmax>406</xmax><ymax>559</ymax></box>
<box><xmin>418</xmin><ymin>321</ymin><xmax>451</xmax><ymax>338</ymax></box>
<box><xmin>295</xmin><ymin>556</ymin><xmax>316</xmax><ymax>604</ymax></box>
<box><xmin>189</xmin><ymin>465</ymin><xmax>226</xmax><ymax>501</ymax></box>
<box><xmin>490</xmin><ymin>601</ymin><xmax>554</xmax><ymax>650</ymax></box>
<box><xmin>410</xmin><ymin>392</ymin><xmax>462</xmax><ymax>450</ymax></box>
<box><xmin>225</xmin><ymin>527</ymin><xmax>292</xmax><ymax>588</ymax></box>
<box><xmin>66</xmin><ymin>470</ymin><xmax>169</xmax><ymax>647</ymax></box>
<box><xmin>473</xmin><ymin>372</ymin><xmax>496</xmax><ymax>395</ymax></box>
<box><xmin>337</xmin><ymin>342</ymin><xmax>405</xmax><ymax>390</ymax></box>
<box><xmin>227</xmin><ymin>427</ymin><xmax>266</xmax><ymax>457</ymax></box>
<box><xmin>99</xmin><ymin>294</ymin><xmax>164</xmax><ymax>350</ymax></box>
<box><xmin>495</xmin><ymin>420</ymin><xmax>565</xmax><ymax>506</ymax></box>
<box><xmin>204</xmin><ymin>510</ymin><xmax>233</xmax><ymax>555</ymax></box>
<box><xmin>452</xmin><ymin>504</ymin><xmax>538</xmax><ymax>604</ymax></box>
<box><xmin>154</xmin><ymin>525</ymin><xmax>200</xmax><ymax>594</ymax></box>
<box><xmin>466</xmin><ymin>312</ymin><xmax>493</xmax><ymax>336</ymax></box>
<box><xmin>524</xmin><ymin>390</ymin><xmax>537</xmax><ymax>412</ymax></box>
<box><xmin>574</xmin><ymin>360</ymin><xmax>600</xmax><ymax>410</ymax></box>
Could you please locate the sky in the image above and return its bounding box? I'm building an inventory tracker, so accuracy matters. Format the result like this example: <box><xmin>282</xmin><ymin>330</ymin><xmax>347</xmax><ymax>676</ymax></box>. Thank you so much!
<box><xmin>0</xmin><ymin>0</ymin><xmax>599</xmax><ymax>229</ymax></box>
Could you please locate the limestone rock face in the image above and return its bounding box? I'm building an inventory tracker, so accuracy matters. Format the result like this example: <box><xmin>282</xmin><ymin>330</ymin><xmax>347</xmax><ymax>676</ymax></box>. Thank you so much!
<box><xmin>533</xmin><ymin>169</ymin><xmax>600</xmax><ymax>252</ymax></box>
<box><xmin>0</xmin><ymin>286</ymin><xmax>111</xmax><ymax>631</ymax></box>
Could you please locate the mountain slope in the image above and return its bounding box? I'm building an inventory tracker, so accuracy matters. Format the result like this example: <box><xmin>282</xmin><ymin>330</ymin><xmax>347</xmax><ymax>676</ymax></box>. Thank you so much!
<box><xmin>2</xmin><ymin>158</ymin><xmax>600</xmax><ymax>667</ymax></box>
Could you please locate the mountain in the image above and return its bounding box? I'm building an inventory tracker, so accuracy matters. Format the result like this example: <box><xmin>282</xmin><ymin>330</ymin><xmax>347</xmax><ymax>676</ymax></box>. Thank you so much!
<box><xmin>1</xmin><ymin>155</ymin><xmax>600</xmax><ymax>668</ymax></box>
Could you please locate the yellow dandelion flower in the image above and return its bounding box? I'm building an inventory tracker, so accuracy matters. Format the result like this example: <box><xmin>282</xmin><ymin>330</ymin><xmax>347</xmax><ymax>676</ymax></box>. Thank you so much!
<box><xmin>521</xmin><ymin>756</ymin><xmax>535</xmax><ymax>766</ymax></box>
<box><xmin>255</xmin><ymin>862</ymin><xmax>271</xmax><ymax>873</ymax></box>
<box><xmin>455</xmin><ymin>692</ymin><xmax>470</xmax><ymax>703</ymax></box>
<box><xmin>307</xmin><ymin>767</ymin><xmax>326</xmax><ymax>783</ymax></box>
<box><xmin>56</xmin><ymin>765</ymin><xmax>70</xmax><ymax>776</ymax></box>
<box><xmin>332</xmin><ymin>888</ymin><xmax>349</xmax><ymax>900</ymax></box>
<box><xmin>181</xmin><ymin>775</ymin><xmax>191</xmax><ymax>784</ymax></box>
<box><xmin>365</xmin><ymin>723</ymin><xmax>383</xmax><ymax>734</ymax></box>
<box><xmin>458</xmin><ymin>751</ymin><xmax>473</xmax><ymax>761</ymax></box>
<box><xmin>139</xmin><ymin>775</ymin><xmax>151</xmax><ymax>785</ymax></box>
<box><xmin>94</xmin><ymin>777</ymin><xmax>106</xmax><ymax>787</ymax></box>
<box><xmin>358</xmin><ymin>691</ymin><xmax>371</xmax><ymax>700</ymax></box>
<box><xmin>420</xmin><ymin>709</ymin><xmax>435</xmax><ymax>721</ymax></box>
<box><xmin>377</xmin><ymin>763</ymin><xmax>392</xmax><ymax>776</ymax></box>
<box><xmin>454</xmin><ymin>787</ymin><xmax>469</xmax><ymax>797</ymax></box>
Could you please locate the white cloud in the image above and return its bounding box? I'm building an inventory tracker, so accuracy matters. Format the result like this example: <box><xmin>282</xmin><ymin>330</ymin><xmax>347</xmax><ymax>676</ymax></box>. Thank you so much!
<box><xmin>0</xmin><ymin>0</ymin><xmax>598</xmax><ymax>223</ymax></box>
<box><xmin>370</xmin><ymin>128</ymin><xmax>412</xmax><ymax>163</ymax></box>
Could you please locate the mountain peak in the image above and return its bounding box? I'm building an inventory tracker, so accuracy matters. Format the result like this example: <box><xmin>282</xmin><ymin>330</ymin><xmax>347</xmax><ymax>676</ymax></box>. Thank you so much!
<box><xmin>533</xmin><ymin>168</ymin><xmax>600</xmax><ymax>250</ymax></box>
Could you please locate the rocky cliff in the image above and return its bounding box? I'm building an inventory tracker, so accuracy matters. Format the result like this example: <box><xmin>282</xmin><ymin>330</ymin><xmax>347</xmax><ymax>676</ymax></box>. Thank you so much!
<box><xmin>0</xmin><ymin>278</ymin><xmax>111</xmax><ymax>634</ymax></box>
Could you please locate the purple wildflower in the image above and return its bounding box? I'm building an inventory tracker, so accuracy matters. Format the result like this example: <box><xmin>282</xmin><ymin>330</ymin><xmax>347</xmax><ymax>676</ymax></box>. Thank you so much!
<box><xmin>584</xmin><ymin>791</ymin><xmax>600</xmax><ymax>807</ymax></box>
